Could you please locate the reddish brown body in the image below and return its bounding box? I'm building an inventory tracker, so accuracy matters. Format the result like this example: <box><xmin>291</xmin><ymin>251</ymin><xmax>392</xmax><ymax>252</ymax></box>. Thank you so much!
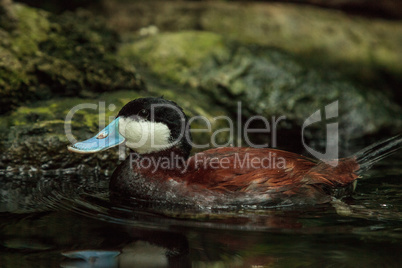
<box><xmin>184</xmin><ymin>147</ymin><xmax>359</xmax><ymax>193</ymax></box>
<box><xmin>113</xmin><ymin>147</ymin><xmax>361</xmax><ymax>207</ymax></box>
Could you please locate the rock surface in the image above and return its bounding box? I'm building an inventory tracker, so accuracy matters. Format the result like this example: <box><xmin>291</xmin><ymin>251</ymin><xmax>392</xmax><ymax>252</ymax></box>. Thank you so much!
<box><xmin>120</xmin><ymin>31</ymin><xmax>402</xmax><ymax>148</ymax></box>
<box><xmin>0</xmin><ymin>4</ymin><xmax>144</xmax><ymax>114</ymax></box>
<box><xmin>102</xmin><ymin>0</ymin><xmax>402</xmax><ymax>99</ymax></box>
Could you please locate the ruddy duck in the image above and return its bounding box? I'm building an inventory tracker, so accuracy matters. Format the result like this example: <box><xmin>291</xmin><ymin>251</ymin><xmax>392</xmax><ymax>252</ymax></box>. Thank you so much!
<box><xmin>68</xmin><ymin>97</ymin><xmax>402</xmax><ymax>208</ymax></box>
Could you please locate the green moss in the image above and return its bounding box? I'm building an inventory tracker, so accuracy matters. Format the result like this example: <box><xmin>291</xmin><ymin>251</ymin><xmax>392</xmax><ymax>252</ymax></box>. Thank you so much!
<box><xmin>118</xmin><ymin>31</ymin><xmax>230</xmax><ymax>84</ymax></box>
<box><xmin>2</xmin><ymin>90</ymin><xmax>139</xmax><ymax>136</ymax></box>
<box><xmin>0</xmin><ymin>3</ymin><xmax>144</xmax><ymax>115</ymax></box>
<box><xmin>10</xmin><ymin>4</ymin><xmax>50</xmax><ymax>56</ymax></box>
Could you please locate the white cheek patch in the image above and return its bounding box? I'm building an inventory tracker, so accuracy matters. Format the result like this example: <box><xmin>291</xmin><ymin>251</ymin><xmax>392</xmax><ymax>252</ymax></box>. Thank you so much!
<box><xmin>119</xmin><ymin>117</ymin><xmax>172</xmax><ymax>154</ymax></box>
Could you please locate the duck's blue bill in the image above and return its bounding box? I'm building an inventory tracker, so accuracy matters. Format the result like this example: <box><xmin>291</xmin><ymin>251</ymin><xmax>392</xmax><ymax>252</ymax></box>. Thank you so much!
<box><xmin>68</xmin><ymin>118</ymin><xmax>125</xmax><ymax>154</ymax></box>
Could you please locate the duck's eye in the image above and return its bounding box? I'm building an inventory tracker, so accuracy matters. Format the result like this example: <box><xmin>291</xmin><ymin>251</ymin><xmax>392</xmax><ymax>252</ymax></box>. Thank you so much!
<box><xmin>138</xmin><ymin>109</ymin><xmax>149</xmax><ymax>118</ymax></box>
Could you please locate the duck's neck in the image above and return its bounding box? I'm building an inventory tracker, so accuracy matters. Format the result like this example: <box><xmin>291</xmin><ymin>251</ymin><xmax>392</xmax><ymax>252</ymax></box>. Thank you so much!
<box><xmin>109</xmin><ymin>147</ymin><xmax>190</xmax><ymax>202</ymax></box>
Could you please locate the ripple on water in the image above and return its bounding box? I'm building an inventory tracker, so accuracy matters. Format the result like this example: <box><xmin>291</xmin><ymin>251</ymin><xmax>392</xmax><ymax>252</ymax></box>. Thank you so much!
<box><xmin>0</xmin><ymin>156</ymin><xmax>401</xmax><ymax>268</ymax></box>
<box><xmin>0</xmin><ymin>155</ymin><xmax>401</xmax><ymax>233</ymax></box>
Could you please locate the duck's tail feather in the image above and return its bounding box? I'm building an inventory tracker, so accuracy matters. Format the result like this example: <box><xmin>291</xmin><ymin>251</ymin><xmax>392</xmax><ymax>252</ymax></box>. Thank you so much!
<box><xmin>354</xmin><ymin>134</ymin><xmax>402</xmax><ymax>175</ymax></box>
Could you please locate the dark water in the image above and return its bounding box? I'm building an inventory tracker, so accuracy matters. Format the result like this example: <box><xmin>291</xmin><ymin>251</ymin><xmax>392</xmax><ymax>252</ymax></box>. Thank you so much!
<box><xmin>1</xmin><ymin>153</ymin><xmax>401</xmax><ymax>268</ymax></box>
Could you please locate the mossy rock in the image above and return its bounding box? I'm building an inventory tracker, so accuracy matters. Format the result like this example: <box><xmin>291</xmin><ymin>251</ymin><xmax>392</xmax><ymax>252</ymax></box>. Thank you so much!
<box><xmin>119</xmin><ymin>31</ymin><xmax>402</xmax><ymax>149</ymax></box>
<box><xmin>199</xmin><ymin>46</ymin><xmax>402</xmax><ymax>140</ymax></box>
<box><xmin>0</xmin><ymin>4</ymin><xmax>144</xmax><ymax>115</ymax></box>
<box><xmin>119</xmin><ymin>31</ymin><xmax>230</xmax><ymax>85</ymax></box>
<box><xmin>104</xmin><ymin>1</ymin><xmax>402</xmax><ymax>96</ymax></box>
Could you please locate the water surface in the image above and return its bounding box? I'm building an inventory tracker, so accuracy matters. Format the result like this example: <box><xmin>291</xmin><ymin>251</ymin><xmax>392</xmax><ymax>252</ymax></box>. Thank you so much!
<box><xmin>0</xmin><ymin>153</ymin><xmax>401</xmax><ymax>267</ymax></box>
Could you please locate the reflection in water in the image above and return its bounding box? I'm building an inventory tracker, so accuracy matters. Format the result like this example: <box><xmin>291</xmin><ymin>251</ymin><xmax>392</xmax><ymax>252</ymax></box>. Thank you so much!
<box><xmin>61</xmin><ymin>250</ymin><xmax>120</xmax><ymax>268</ymax></box>
<box><xmin>0</xmin><ymin>155</ymin><xmax>401</xmax><ymax>267</ymax></box>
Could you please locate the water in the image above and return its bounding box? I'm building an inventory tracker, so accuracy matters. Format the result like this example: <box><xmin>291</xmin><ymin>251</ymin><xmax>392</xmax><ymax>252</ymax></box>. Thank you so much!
<box><xmin>0</xmin><ymin>154</ymin><xmax>401</xmax><ymax>267</ymax></box>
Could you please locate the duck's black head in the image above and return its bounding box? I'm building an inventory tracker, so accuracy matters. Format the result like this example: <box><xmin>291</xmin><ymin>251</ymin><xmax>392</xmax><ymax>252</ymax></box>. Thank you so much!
<box><xmin>118</xmin><ymin>97</ymin><xmax>192</xmax><ymax>158</ymax></box>
<box><xmin>68</xmin><ymin>97</ymin><xmax>193</xmax><ymax>160</ymax></box>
